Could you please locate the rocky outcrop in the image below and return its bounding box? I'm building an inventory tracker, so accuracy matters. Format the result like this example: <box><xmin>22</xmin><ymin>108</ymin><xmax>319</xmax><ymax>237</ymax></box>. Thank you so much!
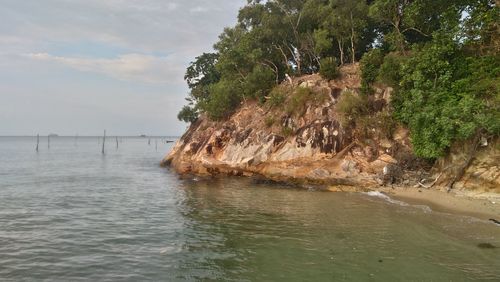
<box><xmin>163</xmin><ymin>64</ymin><xmax>499</xmax><ymax>193</ymax></box>
<box><xmin>433</xmin><ymin>138</ymin><xmax>500</xmax><ymax>193</ymax></box>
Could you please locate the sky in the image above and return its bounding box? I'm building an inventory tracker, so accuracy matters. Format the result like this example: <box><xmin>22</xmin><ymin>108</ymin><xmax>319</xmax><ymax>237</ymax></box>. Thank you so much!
<box><xmin>0</xmin><ymin>0</ymin><xmax>246</xmax><ymax>136</ymax></box>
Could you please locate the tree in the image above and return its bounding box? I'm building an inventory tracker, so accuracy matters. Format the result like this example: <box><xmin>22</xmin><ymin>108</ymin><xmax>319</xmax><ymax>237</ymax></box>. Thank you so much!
<box><xmin>393</xmin><ymin>33</ymin><xmax>499</xmax><ymax>158</ymax></box>
<box><xmin>177</xmin><ymin>105</ymin><xmax>198</xmax><ymax>123</ymax></box>
<box><xmin>184</xmin><ymin>53</ymin><xmax>220</xmax><ymax>102</ymax></box>
<box><xmin>330</xmin><ymin>0</ymin><xmax>370</xmax><ymax>63</ymax></box>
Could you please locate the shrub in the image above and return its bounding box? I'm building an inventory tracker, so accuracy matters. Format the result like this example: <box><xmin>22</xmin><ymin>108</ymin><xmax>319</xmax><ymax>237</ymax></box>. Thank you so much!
<box><xmin>286</xmin><ymin>87</ymin><xmax>313</xmax><ymax>116</ymax></box>
<box><xmin>201</xmin><ymin>79</ymin><xmax>241</xmax><ymax>120</ymax></box>
<box><xmin>281</xmin><ymin>126</ymin><xmax>293</xmax><ymax>137</ymax></box>
<box><xmin>393</xmin><ymin>36</ymin><xmax>499</xmax><ymax>158</ymax></box>
<box><xmin>360</xmin><ymin>49</ymin><xmax>384</xmax><ymax>94</ymax></box>
<box><xmin>243</xmin><ymin>65</ymin><xmax>276</xmax><ymax>100</ymax></box>
<box><xmin>378</xmin><ymin>52</ymin><xmax>405</xmax><ymax>87</ymax></box>
<box><xmin>374</xmin><ymin>111</ymin><xmax>397</xmax><ymax>139</ymax></box>
<box><xmin>336</xmin><ymin>90</ymin><xmax>370</xmax><ymax>127</ymax></box>
<box><xmin>267</xmin><ymin>87</ymin><xmax>287</xmax><ymax>108</ymax></box>
<box><xmin>265</xmin><ymin>116</ymin><xmax>275</xmax><ymax>127</ymax></box>
<box><xmin>319</xmin><ymin>57</ymin><xmax>339</xmax><ymax>80</ymax></box>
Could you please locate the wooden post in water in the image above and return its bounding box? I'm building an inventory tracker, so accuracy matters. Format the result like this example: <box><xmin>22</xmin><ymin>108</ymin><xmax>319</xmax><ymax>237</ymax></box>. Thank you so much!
<box><xmin>116</xmin><ymin>136</ymin><xmax>119</xmax><ymax>149</ymax></box>
<box><xmin>75</xmin><ymin>134</ymin><xmax>78</xmax><ymax>146</ymax></box>
<box><xmin>148</xmin><ymin>138</ymin><xmax>151</xmax><ymax>145</ymax></box>
<box><xmin>36</xmin><ymin>134</ymin><xmax>39</xmax><ymax>152</ymax></box>
<box><xmin>48</xmin><ymin>135</ymin><xmax>50</xmax><ymax>149</ymax></box>
<box><xmin>102</xmin><ymin>130</ymin><xmax>106</xmax><ymax>154</ymax></box>
<box><xmin>155</xmin><ymin>139</ymin><xmax>158</xmax><ymax>151</ymax></box>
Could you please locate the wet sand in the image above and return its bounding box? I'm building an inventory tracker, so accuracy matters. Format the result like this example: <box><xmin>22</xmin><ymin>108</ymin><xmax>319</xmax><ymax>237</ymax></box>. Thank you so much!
<box><xmin>381</xmin><ymin>186</ymin><xmax>500</xmax><ymax>221</ymax></box>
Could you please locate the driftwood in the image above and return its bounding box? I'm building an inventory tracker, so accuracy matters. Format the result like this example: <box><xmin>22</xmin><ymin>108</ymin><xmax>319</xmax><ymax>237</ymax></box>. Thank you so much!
<box><xmin>416</xmin><ymin>172</ymin><xmax>443</xmax><ymax>189</ymax></box>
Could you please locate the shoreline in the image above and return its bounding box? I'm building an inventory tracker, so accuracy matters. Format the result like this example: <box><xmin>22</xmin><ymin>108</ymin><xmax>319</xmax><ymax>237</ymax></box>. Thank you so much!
<box><xmin>174</xmin><ymin>170</ymin><xmax>500</xmax><ymax>221</ymax></box>
<box><xmin>371</xmin><ymin>186</ymin><xmax>500</xmax><ymax>221</ymax></box>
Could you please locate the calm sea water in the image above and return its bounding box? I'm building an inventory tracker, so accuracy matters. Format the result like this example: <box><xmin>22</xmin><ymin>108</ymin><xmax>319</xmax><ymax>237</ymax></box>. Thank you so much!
<box><xmin>0</xmin><ymin>136</ymin><xmax>499</xmax><ymax>281</ymax></box>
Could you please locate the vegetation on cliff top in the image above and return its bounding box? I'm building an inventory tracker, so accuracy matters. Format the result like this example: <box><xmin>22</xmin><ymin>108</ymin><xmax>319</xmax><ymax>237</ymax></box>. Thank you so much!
<box><xmin>178</xmin><ymin>0</ymin><xmax>499</xmax><ymax>159</ymax></box>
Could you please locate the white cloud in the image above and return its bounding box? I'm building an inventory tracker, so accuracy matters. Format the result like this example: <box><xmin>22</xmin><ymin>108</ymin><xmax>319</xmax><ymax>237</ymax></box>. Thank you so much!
<box><xmin>0</xmin><ymin>0</ymin><xmax>246</xmax><ymax>135</ymax></box>
<box><xmin>26</xmin><ymin>52</ymin><xmax>184</xmax><ymax>84</ymax></box>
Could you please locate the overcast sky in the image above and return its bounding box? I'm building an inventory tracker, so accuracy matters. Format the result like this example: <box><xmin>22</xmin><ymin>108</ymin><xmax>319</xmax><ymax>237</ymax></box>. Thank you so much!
<box><xmin>0</xmin><ymin>0</ymin><xmax>245</xmax><ymax>136</ymax></box>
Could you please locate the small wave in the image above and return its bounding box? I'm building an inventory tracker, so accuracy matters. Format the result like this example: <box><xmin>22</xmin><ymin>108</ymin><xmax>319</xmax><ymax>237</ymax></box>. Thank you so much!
<box><xmin>364</xmin><ymin>191</ymin><xmax>436</xmax><ymax>213</ymax></box>
<box><xmin>364</xmin><ymin>191</ymin><xmax>410</xmax><ymax>207</ymax></box>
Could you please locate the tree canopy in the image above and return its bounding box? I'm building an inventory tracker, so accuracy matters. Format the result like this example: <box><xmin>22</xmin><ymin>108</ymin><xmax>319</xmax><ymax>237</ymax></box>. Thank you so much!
<box><xmin>178</xmin><ymin>0</ymin><xmax>499</xmax><ymax>159</ymax></box>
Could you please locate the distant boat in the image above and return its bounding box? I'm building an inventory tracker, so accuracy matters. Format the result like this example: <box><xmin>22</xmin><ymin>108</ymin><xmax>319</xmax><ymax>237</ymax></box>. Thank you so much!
<box><xmin>165</xmin><ymin>140</ymin><xmax>174</xmax><ymax>143</ymax></box>
<box><xmin>48</xmin><ymin>133</ymin><xmax>58</xmax><ymax>137</ymax></box>
<box><xmin>139</xmin><ymin>134</ymin><xmax>147</xmax><ymax>138</ymax></box>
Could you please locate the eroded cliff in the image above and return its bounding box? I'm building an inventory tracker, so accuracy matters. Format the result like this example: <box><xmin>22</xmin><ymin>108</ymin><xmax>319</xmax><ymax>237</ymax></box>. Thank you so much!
<box><xmin>163</xmin><ymin>64</ymin><xmax>499</xmax><ymax>193</ymax></box>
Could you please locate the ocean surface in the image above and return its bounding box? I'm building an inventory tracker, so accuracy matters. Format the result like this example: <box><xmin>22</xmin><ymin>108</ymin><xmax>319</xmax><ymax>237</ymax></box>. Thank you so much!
<box><xmin>0</xmin><ymin>136</ymin><xmax>499</xmax><ymax>281</ymax></box>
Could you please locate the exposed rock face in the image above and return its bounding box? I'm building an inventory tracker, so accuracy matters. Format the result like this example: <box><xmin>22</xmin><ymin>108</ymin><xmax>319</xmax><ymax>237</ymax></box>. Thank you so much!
<box><xmin>434</xmin><ymin>138</ymin><xmax>500</xmax><ymax>193</ymax></box>
<box><xmin>163</xmin><ymin>64</ymin><xmax>499</xmax><ymax>192</ymax></box>
<box><xmin>165</xmin><ymin>65</ymin><xmax>405</xmax><ymax>187</ymax></box>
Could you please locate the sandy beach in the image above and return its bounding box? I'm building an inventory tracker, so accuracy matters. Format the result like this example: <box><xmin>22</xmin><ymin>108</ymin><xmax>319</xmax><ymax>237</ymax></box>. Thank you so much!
<box><xmin>381</xmin><ymin>186</ymin><xmax>500</xmax><ymax>221</ymax></box>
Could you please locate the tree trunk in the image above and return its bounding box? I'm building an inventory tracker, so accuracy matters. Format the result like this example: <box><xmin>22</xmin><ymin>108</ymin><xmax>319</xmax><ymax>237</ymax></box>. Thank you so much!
<box><xmin>337</xmin><ymin>39</ymin><xmax>344</xmax><ymax>65</ymax></box>
<box><xmin>350</xmin><ymin>12</ymin><xmax>356</xmax><ymax>63</ymax></box>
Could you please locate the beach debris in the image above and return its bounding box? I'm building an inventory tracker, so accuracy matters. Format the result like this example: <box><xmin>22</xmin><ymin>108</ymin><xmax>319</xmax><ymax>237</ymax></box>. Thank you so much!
<box><xmin>489</xmin><ymin>218</ymin><xmax>500</xmax><ymax>225</ymax></box>
<box><xmin>477</xmin><ymin>243</ymin><xmax>496</xmax><ymax>249</ymax></box>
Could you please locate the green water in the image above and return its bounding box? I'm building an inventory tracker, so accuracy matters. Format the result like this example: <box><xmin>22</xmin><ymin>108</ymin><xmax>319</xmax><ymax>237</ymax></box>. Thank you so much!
<box><xmin>0</xmin><ymin>137</ymin><xmax>498</xmax><ymax>281</ymax></box>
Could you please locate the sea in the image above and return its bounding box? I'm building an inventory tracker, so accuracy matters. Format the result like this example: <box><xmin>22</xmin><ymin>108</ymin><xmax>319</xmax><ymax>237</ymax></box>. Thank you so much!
<box><xmin>0</xmin><ymin>136</ymin><xmax>499</xmax><ymax>281</ymax></box>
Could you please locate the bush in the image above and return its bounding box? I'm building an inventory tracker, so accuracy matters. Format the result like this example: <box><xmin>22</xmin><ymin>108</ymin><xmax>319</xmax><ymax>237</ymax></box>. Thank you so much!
<box><xmin>374</xmin><ymin>111</ymin><xmax>397</xmax><ymax>139</ymax></box>
<box><xmin>286</xmin><ymin>87</ymin><xmax>313</xmax><ymax>116</ymax></box>
<box><xmin>378</xmin><ymin>52</ymin><xmax>405</xmax><ymax>87</ymax></box>
<box><xmin>267</xmin><ymin>87</ymin><xmax>287</xmax><ymax>108</ymax></box>
<box><xmin>336</xmin><ymin>90</ymin><xmax>370</xmax><ymax>127</ymax></box>
<box><xmin>264</xmin><ymin>116</ymin><xmax>275</xmax><ymax>127</ymax></box>
<box><xmin>281</xmin><ymin>126</ymin><xmax>293</xmax><ymax>137</ymax></box>
<box><xmin>201</xmin><ymin>79</ymin><xmax>242</xmax><ymax>120</ymax></box>
<box><xmin>393</xmin><ymin>36</ymin><xmax>499</xmax><ymax>158</ymax></box>
<box><xmin>177</xmin><ymin>105</ymin><xmax>198</xmax><ymax>123</ymax></box>
<box><xmin>360</xmin><ymin>49</ymin><xmax>384</xmax><ymax>94</ymax></box>
<box><xmin>319</xmin><ymin>57</ymin><xmax>339</xmax><ymax>80</ymax></box>
<box><xmin>243</xmin><ymin>65</ymin><xmax>276</xmax><ymax>100</ymax></box>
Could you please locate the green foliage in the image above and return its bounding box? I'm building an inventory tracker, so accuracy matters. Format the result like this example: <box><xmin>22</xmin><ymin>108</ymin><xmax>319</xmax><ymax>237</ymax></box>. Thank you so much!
<box><xmin>185</xmin><ymin>53</ymin><xmax>220</xmax><ymax>90</ymax></box>
<box><xmin>360</xmin><ymin>49</ymin><xmax>384</xmax><ymax>94</ymax></box>
<box><xmin>286</xmin><ymin>87</ymin><xmax>312</xmax><ymax>116</ymax></box>
<box><xmin>373</xmin><ymin>111</ymin><xmax>398</xmax><ymax>139</ymax></box>
<box><xmin>177</xmin><ymin>105</ymin><xmax>198</xmax><ymax>123</ymax></box>
<box><xmin>201</xmin><ymin>80</ymin><xmax>242</xmax><ymax>121</ymax></box>
<box><xmin>281</xmin><ymin>126</ymin><xmax>294</xmax><ymax>137</ymax></box>
<box><xmin>393</xmin><ymin>35</ymin><xmax>499</xmax><ymax>158</ymax></box>
<box><xmin>243</xmin><ymin>65</ymin><xmax>276</xmax><ymax>100</ymax></box>
<box><xmin>177</xmin><ymin>0</ymin><xmax>498</xmax><ymax>162</ymax></box>
<box><xmin>336</xmin><ymin>90</ymin><xmax>370</xmax><ymax>127</ymax></box>
<box><xmin>264</xmin><ymin>116</ymin><xmax>275</xmax><ymax>127</ymax></box>
<box><xmin>378</xmin><ymin>52</ymin><xmax>406</xmax><ymax>87</ymax></box>
<box><xmin>319</xmin><ymin>57</ymin><xmax>339</xmax><ymax>80</ymax></box>
<box><xmin>285</xmin><ymin>87</ymin><xmax>327</xmax><ymax>116</ymax></box>
<box><xmin>267</xmin><ymin>87</ymin><xmax>287</xmax><ymax>108</ymax></box>
<box><xmin>184</xmin><ymin>53</ymin><xmax>220</xmax><ymax>101</ymax></box>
